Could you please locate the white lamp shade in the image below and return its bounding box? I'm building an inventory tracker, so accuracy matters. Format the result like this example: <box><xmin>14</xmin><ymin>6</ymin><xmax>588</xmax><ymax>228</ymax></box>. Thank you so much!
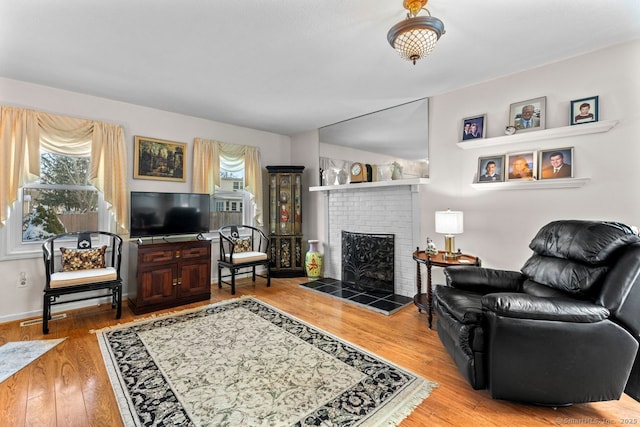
<box><xmin>435</xmin><ymin>210</ymin><xmax>464</xmax><ymax>234</ymax></box>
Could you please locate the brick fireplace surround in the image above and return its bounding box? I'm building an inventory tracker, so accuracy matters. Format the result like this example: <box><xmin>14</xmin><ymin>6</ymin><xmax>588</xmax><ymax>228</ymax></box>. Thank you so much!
<box><xmin>311</xmin><ymin>180</ymin><xmax>427</xmax><ymax>299</ymax></box>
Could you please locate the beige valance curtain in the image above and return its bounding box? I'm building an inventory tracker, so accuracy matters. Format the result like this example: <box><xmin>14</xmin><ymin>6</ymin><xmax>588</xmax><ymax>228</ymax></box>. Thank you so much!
<box><xmin>193</xmin><ymin>138</ymin><xmax>263</xmax><ymax>226</ymax></box>
<box><xmin>0</xmin><ymin>106</ymin><xmax>128</xmax><ymax>233</ymax></box>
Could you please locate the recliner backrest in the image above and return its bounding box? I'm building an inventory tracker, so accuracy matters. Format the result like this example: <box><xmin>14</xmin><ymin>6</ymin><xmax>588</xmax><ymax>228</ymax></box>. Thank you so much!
<box><xmin>521</xmin><ymin>220</ymin><xmax>640</xmax><ymax>298</ymax></box>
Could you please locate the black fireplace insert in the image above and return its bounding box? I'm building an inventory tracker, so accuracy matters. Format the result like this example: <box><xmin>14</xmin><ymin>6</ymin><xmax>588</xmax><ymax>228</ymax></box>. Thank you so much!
<box><xmin>341</xmin><ymin>230</ymin><xmax>394</xmax><ymax>294</ymax></box>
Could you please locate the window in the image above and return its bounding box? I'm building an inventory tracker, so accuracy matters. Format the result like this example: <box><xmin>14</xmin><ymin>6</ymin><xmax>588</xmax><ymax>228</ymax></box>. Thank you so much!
<box><xmin>192</xmin><ymin>138</ymin><xmax>262</xmax><ymax>230</ymax></box>
<box><xmin>22</xmin><ymin>152</ymin><xmax>101</xmax><ymax>242</ymax></box>
<box><xmin>211</xmin><ymin>165</ymin><xmax>248</xmax><ymax>230</ymax></box>
<box><xmin>3</xmin><ymin>152</ymin><xmax>108</xmax><ymax>257</ymax></box>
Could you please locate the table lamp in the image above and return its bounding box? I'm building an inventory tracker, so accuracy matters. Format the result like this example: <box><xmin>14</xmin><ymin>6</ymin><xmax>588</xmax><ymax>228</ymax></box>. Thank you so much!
<box><xmin>435</xmin><ymin>209</ymin><xmax>464</xmax><ymax>258</ymax></box>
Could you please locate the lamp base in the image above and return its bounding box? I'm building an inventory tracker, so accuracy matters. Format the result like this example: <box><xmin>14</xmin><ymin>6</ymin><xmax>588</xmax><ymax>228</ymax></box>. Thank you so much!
<box><xmin>443</xmin><ymin>235</ymin><xmax>459</xmax><ymax>259</ymax></box>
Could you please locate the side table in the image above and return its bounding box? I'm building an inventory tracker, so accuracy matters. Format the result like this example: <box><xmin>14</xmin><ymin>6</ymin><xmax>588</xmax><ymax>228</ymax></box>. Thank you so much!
<box><xmin>413</xmin><ymin>247</ymin><xmax>481</xmax><ymax>329</ymax></box>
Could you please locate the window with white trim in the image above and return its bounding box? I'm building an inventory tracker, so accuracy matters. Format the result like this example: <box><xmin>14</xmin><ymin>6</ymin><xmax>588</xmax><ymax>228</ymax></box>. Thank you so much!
<box><xmin>3</xmin><ymin>151</ymin><xmax>108</xmax><ymax>257</ymax></box>
<box><xmin>210</xmin><ymin>161</ymin><xmax>253</xmax><ymax>230</ymax></box>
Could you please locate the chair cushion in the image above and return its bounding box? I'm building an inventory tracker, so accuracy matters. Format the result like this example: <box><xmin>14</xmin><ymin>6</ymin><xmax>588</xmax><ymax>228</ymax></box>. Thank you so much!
<box><xmin>50</xmin><ymin>267</ymin><xmax>117</xmax><ymax>288</ymax></box>
<box><xmin>225</xmin><ymin>251</ymin><xmax>268</xmax><ymax>264</ymax></box>
<box><xmin>60</xmin><ymin>245</ymin><xmax>107</xmax><ymax>271</ymax></box>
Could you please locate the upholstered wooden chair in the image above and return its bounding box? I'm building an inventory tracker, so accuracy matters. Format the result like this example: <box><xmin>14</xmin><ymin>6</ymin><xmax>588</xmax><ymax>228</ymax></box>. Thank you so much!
<box><xmin>42</xmin><ymin>231</ymin><xmax>123</xmax><ymax>334</ymax></box>
<box><xmin>218</xmin><ymin>225</ymin><xmax>270</xmax><ymax>294</ymax></box>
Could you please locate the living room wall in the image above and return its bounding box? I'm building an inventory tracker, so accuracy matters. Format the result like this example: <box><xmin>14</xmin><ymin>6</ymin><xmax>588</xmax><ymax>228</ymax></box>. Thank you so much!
<box><xmin>0</xmin><ymin>78</ymin><xmax>292</xmax><ymax>322</ymax></box>
<box><xmin>297</xmin><ymin>39</ymin><xmax>640</xmax><ymax>289</ymax></box>
<box><xmin>421</xmin><ymin>39</ymin><xmax>640</xmax><ymax>282</ymax></box>
<box><xmin>0</xmin><ymin>39</ymin><xmax>638</xmax><ymax>322</ymax></box>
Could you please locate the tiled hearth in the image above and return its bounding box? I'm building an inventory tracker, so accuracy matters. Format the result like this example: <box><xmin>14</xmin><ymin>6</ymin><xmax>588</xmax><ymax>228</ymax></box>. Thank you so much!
<box><xmin>301</xmin><ymin>278</ymin><xmax>412</xmax><ymax>315</ymax></box>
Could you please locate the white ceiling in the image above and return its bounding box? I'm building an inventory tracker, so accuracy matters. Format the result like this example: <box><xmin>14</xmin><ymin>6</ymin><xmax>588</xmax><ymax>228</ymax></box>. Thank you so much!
<box><xmin>1</xmin><ymin>0</ymin><xmax>639</xmax><ymax>136</ymax></box>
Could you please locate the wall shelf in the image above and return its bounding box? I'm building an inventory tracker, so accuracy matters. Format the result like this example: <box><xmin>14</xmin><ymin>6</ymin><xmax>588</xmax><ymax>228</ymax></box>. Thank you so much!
<box><xmin>309</xmin><ymin>178</ymin><xmax>429</xmax><ymax>192</ymax></box>
<box><xmin>471</xmin><ymin>177</ymin><xmax>590</xmax><ymax>191</ymax></box>
<box><xmin>456</xmin><ymin>120</ymin><xmax>618</xmax><ymax>150</ymax></box>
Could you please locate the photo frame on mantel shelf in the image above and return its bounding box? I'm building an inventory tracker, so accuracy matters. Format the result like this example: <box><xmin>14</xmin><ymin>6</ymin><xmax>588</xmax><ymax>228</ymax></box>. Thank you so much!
<box><xmin>506</xmin><ymin>151</ymin><xmax>536</xmax><ymax>181</ymax></box>
<box><xmin>476</xmin><ymin>155</ymin><xmax>505</xmax><ymax>183</ymax></box>
<box><xmin>460</xmin><ymin>114</ymin><xmax>486</xmax><ymax>142</ymax></box>
<box><xmin>539</xmin><ymin>147</ymin><xmax>574</xmax><ymax>180</ymax></box>
<box><xmin>570</xmin><ymin>96</ymin><xmax>598</xmax><ymax>125</ymax></box>
<box><xmin>134</xmin><ymin>136</ymin><xmax>187</xmax><ymax>182</ymax></box>
<box><xmin>509</xmin><ymin>96</ymin><xmax>546</xmax><ymax>133</ymax></box>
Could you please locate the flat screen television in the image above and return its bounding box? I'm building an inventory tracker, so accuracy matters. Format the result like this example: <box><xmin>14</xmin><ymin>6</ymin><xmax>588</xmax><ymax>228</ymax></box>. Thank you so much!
<box><xmin>130</xmin><ymin>191</ymin><xmax>211</xmax><ymax>238</ymax></box>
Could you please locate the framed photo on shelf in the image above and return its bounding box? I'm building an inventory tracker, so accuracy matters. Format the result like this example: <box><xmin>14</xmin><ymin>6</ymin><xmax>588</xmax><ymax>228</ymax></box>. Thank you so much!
<box><xmin>476</xmin><ymin>155</ymin><xmax>505</xmax><ymax>183</ymax></box>
<box><xmin>134</xmin><ymin>136</ymin><xmax>187</xmax><ymax>182</ymax></box>
<box><xmin>509</xmin><ymin>96</ymin><xmax>546</xmax><ymax>133</ymax></box>
<box><xmin>570</xmin><ymin>96</ymin><xmax>598</xmax><ymax>125</ymax></box>
<box><xmin>539</xmin><ymin>147</ymin><xmax>574</xmax><ymax>180</ymax></box>
<box><xmin>460</xmin><ymin>114</ymin><xmax>487</xmax><ymax>142</ymax></box>
<box><xmin>506</xmin><ymin>151</ymin><xmax>536</xmax><ymax>181</ymax></box>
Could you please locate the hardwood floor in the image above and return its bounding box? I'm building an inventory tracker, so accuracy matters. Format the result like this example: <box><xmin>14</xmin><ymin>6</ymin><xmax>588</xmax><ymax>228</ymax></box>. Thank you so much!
<box><xmin>1</xmin><ymin>278</ymin><xmax>638</xmax><ymax>426</ymax></box>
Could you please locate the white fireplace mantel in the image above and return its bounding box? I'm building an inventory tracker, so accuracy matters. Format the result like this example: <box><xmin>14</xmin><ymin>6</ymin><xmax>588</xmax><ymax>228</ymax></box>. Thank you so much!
<box><xmin>309</xmin><ymin>178</ymin><xmax>430</xmax><ymax>192</ymax></box>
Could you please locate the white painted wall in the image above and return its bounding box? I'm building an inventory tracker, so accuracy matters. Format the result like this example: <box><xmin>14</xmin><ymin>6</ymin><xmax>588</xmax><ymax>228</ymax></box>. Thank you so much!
<box><xmin>420</xmin><ymin>40</ymin><xmax>640</xmax><ymax>285</ymax></box>
<box><xmin>308</xmin><ymin>40</ymin><xmax>640</xmax><ymax>291</ymax></box>
<box><xmin>0</xmin><ymin>77</ymin><xmax>291</xmax><ymax>322</ymax></box>
<box><xmin>1</xmin><ymin>39</ymin><xmax>638</xmax><ymax>322</ymax></box>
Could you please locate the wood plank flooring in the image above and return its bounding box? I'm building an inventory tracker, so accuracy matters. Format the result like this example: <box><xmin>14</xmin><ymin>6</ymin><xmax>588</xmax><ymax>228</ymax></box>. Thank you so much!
<box><xmin>1</xmin><ymin>278</ymin><xmax>639</xmax><ymax>426</ymax></box>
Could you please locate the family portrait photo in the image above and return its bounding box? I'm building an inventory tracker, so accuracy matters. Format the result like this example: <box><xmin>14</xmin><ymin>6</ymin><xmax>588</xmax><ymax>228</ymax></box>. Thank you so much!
<box><xmin>477</xmin><ymin>155</ymin><xmax>505</xmax><ymax>183</ymax></box>
<box><xmin>509</xmin><ymin>96</ymin><xmax>546</xmax><ymax>133</ymax></box>
<box><xmin>539</xmin><ymin>147</ymin><xmax>574</xmax><ymax>180</ymax></box>
<box><xmin>571</xmin><ymin>96</ymin><xmax>598</xmax><ymax>125</ymax></box>
<box><xmin>461</xmin><ymin>114</ymin><xmax>486</xmax><ymax>141</ymax></box>
<box><xmin>507</xmin><ymin>152</ymin><xmax>536</xmax><ymax>181</ymax></box>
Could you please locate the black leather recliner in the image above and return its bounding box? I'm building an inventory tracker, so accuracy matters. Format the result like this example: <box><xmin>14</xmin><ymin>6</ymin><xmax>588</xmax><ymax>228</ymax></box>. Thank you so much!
<box><xmin>434</xmin><ymin>220</ymin><xmax>640</xmax><ymax>405</ymax></box>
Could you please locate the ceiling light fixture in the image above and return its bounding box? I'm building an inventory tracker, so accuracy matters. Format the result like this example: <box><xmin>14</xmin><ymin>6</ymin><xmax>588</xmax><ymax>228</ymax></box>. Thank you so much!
<box><xmin>387</xmin><ymin>0</ymin><xmax>445</xmax><ymax>65</ymax></box>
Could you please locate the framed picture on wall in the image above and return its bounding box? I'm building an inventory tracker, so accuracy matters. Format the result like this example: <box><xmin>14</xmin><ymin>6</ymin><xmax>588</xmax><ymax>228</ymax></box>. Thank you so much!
<box><xmin>506</xmin><ymin>151</ymin><xmax>536</xmax><ymax>181</ymax></box>
<box><xmin>509</xmin><ymin>96</ymin><xmax>546</xmax><ymax>133</ymax></box>
<box><xmin>476</xmin><ymin>155</ymin><xmax>505</xmax><ymax>183</ymax></box>
<box><xmin>539</xmin><ymin>147</ymin><xmax>574</xmax><ymax>180</ymax></box>
<box><xmin>570</xmin><ymin>96</ymin><xmax>598</xmax><ymax>125</ymax></box>
<box><xmin>133</xmin><ymin>136</ymin><xmax>187</xmax><ymax>182</ymax></box>
<box><xmin>460</xmin><ymin>114</ymin><xmax>487</xmax><ymax>142</ymax></box>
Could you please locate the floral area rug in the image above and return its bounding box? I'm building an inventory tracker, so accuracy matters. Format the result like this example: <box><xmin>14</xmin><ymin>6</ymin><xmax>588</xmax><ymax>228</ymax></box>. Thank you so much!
<box><xmin>0</xmin><ymin>338</ymin><xmax>65</xmax><ymax>384</ymax></box>
<box><xmin>97</xmin><ymin>297</ymin><xmax>436</xmax><ymax>426</ymax></box>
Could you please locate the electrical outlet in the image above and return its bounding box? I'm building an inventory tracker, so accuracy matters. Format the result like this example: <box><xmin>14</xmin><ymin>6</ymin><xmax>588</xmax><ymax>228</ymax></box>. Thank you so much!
<box><xmin>18</xmin><ymin>272</ymin><xmax>27</xmax><ymax>288</ymax></box>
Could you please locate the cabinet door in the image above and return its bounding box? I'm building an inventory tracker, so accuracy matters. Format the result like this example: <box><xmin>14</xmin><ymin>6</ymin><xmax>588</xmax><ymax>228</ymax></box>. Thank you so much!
<box><xmin>138</xmin><ymin>264</ymin><xmax>178</xmax><ymax>306</ymax></box>
<box><xmin>178</xmin><ymin>261</ymin><xmax>210</xmax><ymax>298</ymax></box>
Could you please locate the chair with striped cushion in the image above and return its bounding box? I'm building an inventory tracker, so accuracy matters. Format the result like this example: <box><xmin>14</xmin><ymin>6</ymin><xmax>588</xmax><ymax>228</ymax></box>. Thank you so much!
<box><xmin>42</xmin><ymin>231</ymin><xmax>123</xmax><ymax>334</ymax></box>
<box><xmin>218</xmin><ymin>225</ymin><xmax>270</xmax><ymax>294</ymax></box>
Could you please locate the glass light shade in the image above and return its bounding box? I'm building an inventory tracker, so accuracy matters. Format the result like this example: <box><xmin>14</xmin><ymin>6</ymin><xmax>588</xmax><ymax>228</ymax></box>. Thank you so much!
<box><xmin>435</xmin><ymin>210</ymin><xmax>464</xmax><ymax>235</ymax></box>
<box><xmin>387</xmin><ymin>16</ymin><xmax>445</xmax><ymax>64</ymax></box>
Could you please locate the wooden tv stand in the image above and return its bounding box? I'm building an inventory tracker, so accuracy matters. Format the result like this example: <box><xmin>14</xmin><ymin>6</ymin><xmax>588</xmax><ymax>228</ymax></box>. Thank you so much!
<box><xmin>128</xmin><ymin>239</ymin><xmax>212</xmax><ymax>314</ymax></box>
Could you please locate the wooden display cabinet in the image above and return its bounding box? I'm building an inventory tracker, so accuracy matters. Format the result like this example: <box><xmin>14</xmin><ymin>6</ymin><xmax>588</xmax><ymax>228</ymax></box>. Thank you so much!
<box><xmin>128</xmin><ymin>239</ymin><xmax>211</xmax><ymax>314</ymax></box>
<box><xmin>266</xmin><ymin>165</ymin><xmax>305</xmax><ymax>277</ymax></box>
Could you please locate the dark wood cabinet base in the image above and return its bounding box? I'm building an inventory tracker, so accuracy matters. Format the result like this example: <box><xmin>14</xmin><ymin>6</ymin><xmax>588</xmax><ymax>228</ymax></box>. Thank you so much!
<box><xmin>128</xmin><ymin>239</ymin><xmax>212</xmax><ymax>315</ymax></box>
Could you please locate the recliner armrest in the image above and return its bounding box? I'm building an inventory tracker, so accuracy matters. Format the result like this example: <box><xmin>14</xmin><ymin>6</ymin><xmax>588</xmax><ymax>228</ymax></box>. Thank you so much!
<box><xmin>445</xmin><ymin>267</ymin><xmax>525</xmax><ymax>294</ymax></box>
<box><xmin>481</xmin><ymin>293</ymin><xmax>609</xmax><ymax>323</ymax></box>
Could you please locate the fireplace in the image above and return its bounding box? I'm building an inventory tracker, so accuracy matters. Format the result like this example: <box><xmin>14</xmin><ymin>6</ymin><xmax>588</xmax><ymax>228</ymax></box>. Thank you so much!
<box><xmin>342</xmin><ymin>231</ymin><xmax>394</xmax><ymax>294</ymax></box>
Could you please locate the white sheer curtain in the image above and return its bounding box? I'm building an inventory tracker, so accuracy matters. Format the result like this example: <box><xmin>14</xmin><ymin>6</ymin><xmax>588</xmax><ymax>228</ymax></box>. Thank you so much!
<box><xmin>0</xmin><ymin>106</ymin><xmax>128</xmax><ymax>233</ymax></box>
<box><xmin>193</xmin><ymin>138</ymin><xmax>263</xmax><ymax>226</ymax></box>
